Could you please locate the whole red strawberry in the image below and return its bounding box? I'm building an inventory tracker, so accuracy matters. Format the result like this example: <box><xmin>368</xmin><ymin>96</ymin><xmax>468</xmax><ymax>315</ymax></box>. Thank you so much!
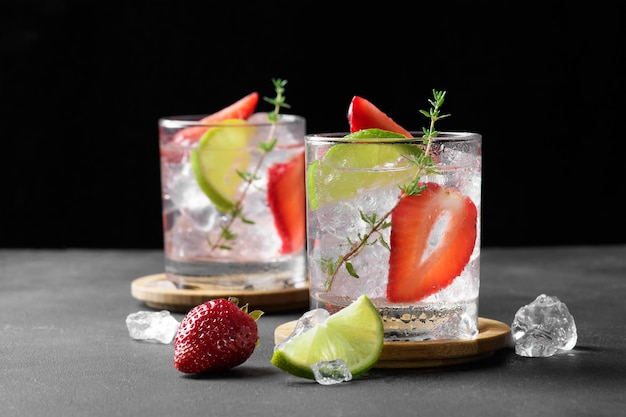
<box><xmin>173</xmin><ymin>298</ymin><xmax>263</xmax><ymax>373</ymax></box>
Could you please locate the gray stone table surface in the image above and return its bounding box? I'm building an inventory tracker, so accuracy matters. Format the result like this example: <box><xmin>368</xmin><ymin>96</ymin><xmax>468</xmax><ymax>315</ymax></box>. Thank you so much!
<box><xmin>1</xmin><ymin>246</ymin><xmax>625</xmax><ymax>417</ymax></box>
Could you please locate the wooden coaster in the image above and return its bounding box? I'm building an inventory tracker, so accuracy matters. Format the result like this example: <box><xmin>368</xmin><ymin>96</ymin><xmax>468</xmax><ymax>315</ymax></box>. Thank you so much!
<box><xmin>274</xmin><ymin>317</ymin><xmax>512</xmax><ymax>368</ymax></box>
<box><xmin>131</xmin><ymin>273</ymin><xmax>309</xmax><ymax>313</ymax></box>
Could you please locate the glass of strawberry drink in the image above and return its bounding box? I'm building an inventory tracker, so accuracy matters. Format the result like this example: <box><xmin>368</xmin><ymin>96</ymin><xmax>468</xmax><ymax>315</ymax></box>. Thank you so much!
<box><xmin>159</xmin><ymin>81</ymin><xmax>307</xmax><ymax>291</ymax></box>
<box><xmin>305</xmin><ymin>92</ymin><xmax>481</xmax><ymax>341</ymax></box>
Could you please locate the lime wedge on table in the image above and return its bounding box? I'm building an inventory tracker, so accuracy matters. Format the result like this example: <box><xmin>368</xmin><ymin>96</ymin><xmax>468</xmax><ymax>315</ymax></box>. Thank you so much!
<box><xmin>307</xmin><ymin>129</ymin><xmax>422</xmax><ymax>210</ymax></box>
<box><xmin>190</xmin><ymin>119</ymin><xmax>255</xmax><ymax>212</ymax></box>
<box><xmin>271</xmin><ymin>294</ymin><xmax>384</xmax><ymax>379</ymax></box>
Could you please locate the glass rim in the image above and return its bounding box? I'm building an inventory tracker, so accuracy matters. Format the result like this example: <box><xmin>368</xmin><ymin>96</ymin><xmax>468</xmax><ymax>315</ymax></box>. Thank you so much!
<box><xmin>305</xmin><ymin>131</ymin><xmax>481</xmax><ymax>143</ymax></box>
<box><xmin>159</xmin><ymin>113</ymin><xmax>304</xmax><ymax>129</ymax></box>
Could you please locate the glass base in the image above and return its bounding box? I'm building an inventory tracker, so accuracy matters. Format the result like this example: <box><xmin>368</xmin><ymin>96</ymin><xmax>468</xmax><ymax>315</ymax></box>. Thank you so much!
<box><xmin>311</xmin><ymin>293</ymin><xmax>478</xmax><ymax>341</ymax></box>
<box><xmin>165</xmin><ymin>253</ymin><xmax>306</xmax><ymax>292</ymax></box>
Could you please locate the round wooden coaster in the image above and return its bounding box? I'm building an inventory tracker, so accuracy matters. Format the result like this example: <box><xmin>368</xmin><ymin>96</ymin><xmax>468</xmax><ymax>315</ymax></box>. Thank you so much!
<box><xmin>274</xmin><ymin>317</ymin><xmax>512</xmax><ymax>368</ymax></box>
<box><xmin>131</xmin><ymin>273</ymin><xmax>309</xmax><ymax>313</ymax></box>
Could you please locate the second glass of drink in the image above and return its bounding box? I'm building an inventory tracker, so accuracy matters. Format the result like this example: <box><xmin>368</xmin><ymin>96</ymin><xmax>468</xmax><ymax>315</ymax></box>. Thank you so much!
<box><xmin>159</xmin><ymin>90</ymin><xmax>307</xmax><ymax>293</ymax></box>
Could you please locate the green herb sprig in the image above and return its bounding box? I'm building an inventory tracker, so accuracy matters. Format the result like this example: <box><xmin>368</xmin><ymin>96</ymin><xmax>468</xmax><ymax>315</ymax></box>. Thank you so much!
<box><xmin>209</xmin><ymin>78</ymin><xmax>289</xmax><ymax>251</ymax></box>
<box><xmin>321</xmin><ymin>90</ymin><xmax>449</xmax><ymax>290</ymax></box>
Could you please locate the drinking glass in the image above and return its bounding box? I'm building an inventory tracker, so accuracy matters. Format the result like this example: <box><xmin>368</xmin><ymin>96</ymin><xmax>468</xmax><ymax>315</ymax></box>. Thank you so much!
<box><xmin>159</xmin><ymin>113</ymin><xmax>307</xmax><ymax>291</ymax></box>
<box><xmin>305</xmin><ymin>131</ymin><xmax>482</xmax><ymax>341</ymax></box>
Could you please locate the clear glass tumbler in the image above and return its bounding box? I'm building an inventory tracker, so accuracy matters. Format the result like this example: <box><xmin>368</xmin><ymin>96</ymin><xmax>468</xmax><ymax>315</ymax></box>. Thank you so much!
<box><xmin>159</xmin><ymin>113</ymin><xmax>307</xmax><ymax>291</ymax></box>
<box><xmin>305</xmin><ymin>131</ymin><xmax>482</xmax><ymax>341</ymax></box>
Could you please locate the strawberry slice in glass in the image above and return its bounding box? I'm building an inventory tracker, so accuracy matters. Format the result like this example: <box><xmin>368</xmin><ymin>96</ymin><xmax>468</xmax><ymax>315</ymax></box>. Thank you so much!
<box><xmin>267</xmin><ymin>151</ymin><xmax>306</xmax><ymax>254</ymax></box>
<box><xmin>387</xmin><ymin>182</ymin><xmax>478</xmax><ymax>302</ymax></box>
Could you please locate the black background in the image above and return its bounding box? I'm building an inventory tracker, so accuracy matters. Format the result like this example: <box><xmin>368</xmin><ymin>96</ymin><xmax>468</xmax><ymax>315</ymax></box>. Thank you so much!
<box><xmin>1</xmin><ymin>0</ymin><xmax>624</xmax><ymax>249</ymax></box>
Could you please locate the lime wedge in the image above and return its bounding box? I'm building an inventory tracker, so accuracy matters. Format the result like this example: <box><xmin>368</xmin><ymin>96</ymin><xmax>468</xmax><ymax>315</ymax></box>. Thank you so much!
<box><xmin>190</xmin><ymin>119</ymin><xmax>255</xmax><ymax>212</ymax></box>
<box><xmin>344</xmin><ymin>128</ymin><xmax>406</xmax><ymax>140</ymax></box>
<box><xmin>307</xmin><ymin>129</ymin><xmax>423</xmax><ymax>210</ymax></box>
<box><xmin>271</xmin><ymin>294</ymin><xmax>384</xmax><ymax>379</ymax></box>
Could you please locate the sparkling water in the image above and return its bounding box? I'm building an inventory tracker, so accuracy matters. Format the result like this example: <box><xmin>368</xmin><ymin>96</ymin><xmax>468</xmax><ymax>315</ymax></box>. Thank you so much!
<box><xmin>159</xmin><ymin>113</ymin><xmax>307</xmax><ymax>291</ymax></box>
<box><xmin>306</xmin><ymin>132</ymin><xmax>482</xmax><ymax>341</ymax></box>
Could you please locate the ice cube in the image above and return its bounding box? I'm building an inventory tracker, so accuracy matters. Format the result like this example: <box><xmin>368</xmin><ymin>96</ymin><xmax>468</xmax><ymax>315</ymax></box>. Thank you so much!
<box><xmin>311</xmin><ymin>359</ymin><xmax>353</xmax><ymax>385</ymax></box>
<box><xmin>167</xmin><ymin>164</ymin><xmax>218</xmax><ymax>231</ymax></box>
<box><xmin>126</xmin><ymin>310</ymin><xmax>180</xmax><ymax>344</ymax></box>
<box><xmin>511</xmin><ymin>294</ymin><xmax>577</xmax><ymax>357</ymax></box>
<box><xmin>274</xmin><ymin>308</ymin><xmax>330</xmax><ymax>351</ymax></box>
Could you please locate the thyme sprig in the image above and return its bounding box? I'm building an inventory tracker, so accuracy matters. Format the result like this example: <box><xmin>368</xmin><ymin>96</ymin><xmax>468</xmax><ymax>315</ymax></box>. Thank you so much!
<box><xmin>209</xmin><ymin>78</ymin><xmax>289</xmax><ymax>251</ymax></box>
<box><xmin>321</xmin><ymin>90</ymin><xmax>449</xmax><ymax>290</ymax></box>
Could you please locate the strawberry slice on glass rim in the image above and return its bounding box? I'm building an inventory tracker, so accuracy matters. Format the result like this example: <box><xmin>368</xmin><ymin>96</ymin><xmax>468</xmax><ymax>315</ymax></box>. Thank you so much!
<box><xmin>387</xmin><ymin>182</ymin><xmax>478</xmax><ymax>303</ymax></box>
<box><xmin>173</xmin><ymin>91</ymin><xmax>259</xmax><ymax>146</ymax></box>
<box><xmin>161</xmin><ymin>91</ymin><xmax>259</xmax><ymax>163</ymax></box>
<box><xmin>348</xmin><ymin>95</ymin><xmax>412</xmax><ymax>138</ymax></box>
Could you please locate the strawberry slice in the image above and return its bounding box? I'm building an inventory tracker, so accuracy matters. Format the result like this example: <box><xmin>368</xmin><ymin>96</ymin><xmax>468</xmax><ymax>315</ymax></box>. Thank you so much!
<box><xmin>267</xmin><ymin>151</ymin><xmax>306</xmax><ymax>254</ymax></box>
<box><xmin>347</xmin><ymin>96</ymin><xmax>412</xmax><ymax>138</ymax></box>
<box><xmin>387</xmin><ymin>183</ymin><xmax>477</xmax><ymax>302</ymax></box>
<box><xmin>173</xmin><ymin>91</ymin><xmax>259</xmax><ymax>146</ymax></box>
<box><xmin>161</xmin><ymin>92</ymin><xmax>259</xmax><ymax>163</ymax></box>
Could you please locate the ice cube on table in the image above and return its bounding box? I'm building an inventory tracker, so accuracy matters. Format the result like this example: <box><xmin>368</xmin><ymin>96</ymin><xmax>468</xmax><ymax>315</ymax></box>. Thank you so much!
<box><xmin>311</xmin><ymin>359</ymin><xmax>353</xmax><ymax>385</ymax></box>
<box><xmin>511</xmin><ymin>294</ymin><xmax>577</xmax><ymax>357</ymax></box>
<box><xmin>274</xmin><ymin>308</ymin><xmax>330</xmax><ymax>351</ymax></box>
<box><xmin>126</xmin><ymin>310</ymin><xmax>180</xmax><ymax>344</ymax></box>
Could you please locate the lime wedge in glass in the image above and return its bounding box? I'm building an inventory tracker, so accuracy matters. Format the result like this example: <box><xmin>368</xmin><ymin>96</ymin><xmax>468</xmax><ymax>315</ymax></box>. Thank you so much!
<box><xmin>307</xmin><ymin>129</ymin><xmax>423</xmax><ymax>210</ymax></box>
<box><xmin>271</xmin><ymin>294</ymin><xmax>384</xmax><ymax>379</ymax></box>
<box><xmin>190</xmin><ymin>119</ymin><xmax>255</xmax><ymax>212</ymax></box>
